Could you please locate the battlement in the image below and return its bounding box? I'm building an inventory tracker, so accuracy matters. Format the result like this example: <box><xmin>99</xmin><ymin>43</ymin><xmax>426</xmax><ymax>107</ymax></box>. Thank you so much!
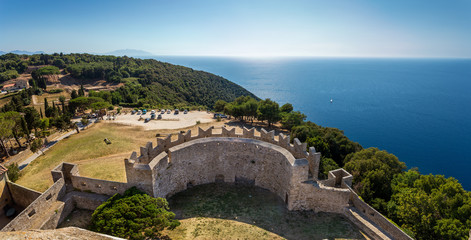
<box><xmin>126</xmin><ymin>126</ymin><xmax>321</xmax><ymax>178</ymax></box>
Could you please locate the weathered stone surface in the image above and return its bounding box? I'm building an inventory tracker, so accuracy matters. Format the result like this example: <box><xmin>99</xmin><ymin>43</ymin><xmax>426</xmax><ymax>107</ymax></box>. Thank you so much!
<box><xmin>1</xmin><ymin>227</ymin><xmax>123</xmax><ymax>239</ymax></box>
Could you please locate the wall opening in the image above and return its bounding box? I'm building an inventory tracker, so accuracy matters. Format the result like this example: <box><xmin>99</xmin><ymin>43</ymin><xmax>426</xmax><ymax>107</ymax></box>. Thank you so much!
<box><xmin>215</xmin><ymin>174</ymin><xmax>225</xmax><ymax>183</ymax></box>
<box><xmin>45</xmin><ymin>194</ymin><xmax>52</xmax><ymax>200</ymax></box>
<box><xmin>187</xmin><ymin>180</ymin><xmax>195</xmax><ymax>188</ymax></box>
<box><xmin>285</xmin><ymin>193</ymin><xmax>289</xmax><ymax>203</ymax></box>
<box><xmin>28</xmin><ymin>209</ymin><xmax>36</xmax><ymax>218</ymax></box>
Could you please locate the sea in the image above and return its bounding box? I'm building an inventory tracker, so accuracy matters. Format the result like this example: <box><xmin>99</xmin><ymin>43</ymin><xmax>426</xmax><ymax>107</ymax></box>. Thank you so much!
<box><xmin>148</xmin><ymin>56</ymin><xmax>471</xmax><ymax>190</ymax></box>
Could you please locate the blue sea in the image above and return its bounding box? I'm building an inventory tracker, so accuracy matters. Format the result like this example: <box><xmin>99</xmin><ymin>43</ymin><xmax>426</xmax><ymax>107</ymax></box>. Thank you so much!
<box><xmin>150</xmin><ymin>56</ymin><xmax>471</xmax><ymax>190</ymax></box>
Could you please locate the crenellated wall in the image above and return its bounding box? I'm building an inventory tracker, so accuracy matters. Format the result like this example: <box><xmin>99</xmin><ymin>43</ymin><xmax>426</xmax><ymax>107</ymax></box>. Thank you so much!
<box><xmin>149</xmin><ymin>137</ymin><xmax>305</xmax><ymax>204</ymax></box>
<box><xmin>1</xmin><ymin>126</ymin><xmax>416</xmax><ymax>239</ymax></box>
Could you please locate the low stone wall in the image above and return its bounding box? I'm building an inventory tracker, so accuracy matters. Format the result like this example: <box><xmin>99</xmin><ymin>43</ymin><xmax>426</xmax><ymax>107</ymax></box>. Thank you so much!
<box><xmin>6</xmin><ymin>181</ymin><xmax>42</xmax><ymax>209</ymax></box>
<box><xmin>348</xmin><ymin>186</ymin><xmax>413</xmax><ymax>240</ymax></box>
<box><xmin>71</xmin><ymin>175</ymin><xmax>128</xmax><ymax>196</ymax></box>
<box><xmin>290</xmin><ymin>181</ymin><xmax>351</xmax><ymax>213</ymax></box>
<box><xmin>1</xmin><ymin>178</ymin><xmax>66</xmax><ymax>232</ymax></box>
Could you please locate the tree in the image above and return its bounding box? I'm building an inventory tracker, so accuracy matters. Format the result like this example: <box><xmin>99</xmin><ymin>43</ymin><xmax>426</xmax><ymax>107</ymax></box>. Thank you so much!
<box><xmin>78</xmin><ymin>84</ymin><xmax>85</xmax><ymax>96</ymax></box>
<box><xmin>30</xmin><ymin>138</ymin><xmax>44</xmax><ymax>155</ymax></box>
<box><xmin>59</xmin><ymin>95</ymin><xmax>66</xmax><ymax>114</ymax></box>
<box><xmin>6</xmin><ymin>163</ymin><xmax>20</xmax><ymax>182</ymax></box>
<box><xmin>23</xmin><ymin>107</ymin><xmax>41</xmax><ymax>135</ymax></box>
<box><xmin>280</xmin><ymin>111</ymin><xmax>306</xmax><ymax>130</ymax></box>
<box><xmin>344</xmin><ymin>148</ymin><xmax>406</xmax><ymax>207</ymax></box>
<box><xmin>91</xmin><ymin>101</ymin><xmax>112</xmax><ymax>111</ymax></box>
<box><xmin>257</xmin><ymin>98</ymin><xmax>281</xmax><ymax>126</ymax></box>
<box><xmin>4</xmin><ymin>111</ymin><xmax>25</xmax><ymax>148</ymax></box>
<box><xmin>213</xmin><ymin>100</ymin><xmax>227</xmax><ymax>112</ymax></box>
<box><xmin>91</xmin><ymin>187</ymin><xmax>180</xmax><ymax>240</ymax></box>
<box><xmin>0</xmin><ymin>113</ymin><xmax>15</xmax><ymax>157</ymax></box>
<box><xmin>243</xmin><ymin>97</ymin><xmax>259</xmax><ymax>123</ymax></box>
<box><xmin>44</xmin><ymin>98</ymin><xmax>49</xmax><ymax>117</ymax></box>
<box><xmin>71</xmin><ymin>90</ymin><xmax>78</xmax><ymax>99</ymax></box>
<box><xmin>388</xmin><ymin>170</ymin><xmax>471</xmax><ymax>240</ymax></box>
<box><xmin>280</xmin><ymin>103</ymin><xmax>293</xmax><ymax>113</ymax></box>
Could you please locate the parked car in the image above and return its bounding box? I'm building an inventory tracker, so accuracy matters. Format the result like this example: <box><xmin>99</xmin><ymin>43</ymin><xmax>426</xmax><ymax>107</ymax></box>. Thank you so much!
<box><xmin>161</xmin><ymin>110</ymin><xmax>165</xmax><ymax>114</ymax></box>
<box><xmin>150</xmin><ymin>113</ymin><xmax>156</xmax><ymax>119</ymax></box>
<box><xmin>142</xmin><ymin>109</ymin><xmax>147</xmax><ymax>114</ymax></box>
<box><xmin>138</xmin><ymin>110</ymin><xmax>142</xmax><ymax>115</ymax></box>
<box><xmin>167</xmin><ymin>109</ymin><xmax>171</xmax><ymax>114</ymax></box>
<box><xmin>131</xmin><ymin>110</ymin><xmax>136</xmax><ymax>114</ymax></box>
<box><xmin>184</xmin><ymin>109</ymin><xmax>188</xmax><ymax>114</ymax></box>
<box><xmin>144</xmin><ymin>118</ymin><xmax>150</xmax><ymax>123</ymax></box>
<box><xmin>157</xmin><ymin>114</ymin><xmax>162</xmax><ymax>120</ymax></box>
<box><xmin>174</xmin><ymin>109</ymin><xmax>179</xmax><ymax>114</ymax></box>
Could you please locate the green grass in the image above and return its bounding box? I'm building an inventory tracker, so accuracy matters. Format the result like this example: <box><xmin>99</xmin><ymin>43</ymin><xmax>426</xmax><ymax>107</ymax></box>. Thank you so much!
<box><xmin>164</xmin><ymin>183</ymin><xmax>367</xmax><ymax>240</ymax></box>
<box><xmin>16</xmin><ymin>123</ymin><xmax>156</xmax><ymax>192</ymax></box>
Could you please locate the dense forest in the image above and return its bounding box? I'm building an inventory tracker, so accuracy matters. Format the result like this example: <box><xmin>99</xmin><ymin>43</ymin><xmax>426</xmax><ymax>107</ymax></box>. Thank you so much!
<box><xmin>0</xmin><ymin>53</ymin><xmax>257</xmax><ymax>107</ymax></box>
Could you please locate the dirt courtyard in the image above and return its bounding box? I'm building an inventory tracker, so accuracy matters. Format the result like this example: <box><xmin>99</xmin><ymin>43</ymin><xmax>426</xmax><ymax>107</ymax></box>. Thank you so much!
<box><xmin>109</xmin><ymin>110</ymin><xmax>216</xmax><ymax>130</ymax></box>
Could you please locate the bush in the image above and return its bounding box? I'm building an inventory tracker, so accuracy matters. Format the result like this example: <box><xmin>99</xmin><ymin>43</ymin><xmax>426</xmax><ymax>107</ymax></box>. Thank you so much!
<box><xmin>91</xmin><ymin>187</ymin><xmax>180</xmax><ymax>240</ymax></box>
<box><xmin>47</xmin><ymin>89</ymin><xmax>64</xmax><ymax>94</ymax></box>
<box><xmin>6</xmin><ymin>163</ymin><xmax>20</xmax><ymax>182</ymax></box>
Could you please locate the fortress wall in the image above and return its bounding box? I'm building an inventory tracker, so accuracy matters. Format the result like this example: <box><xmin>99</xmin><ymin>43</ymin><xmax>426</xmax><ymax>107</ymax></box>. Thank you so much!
<box><xmin>6</xmin><ymin>181</ymin><xmax>42</xmax><ymax>209</ymax></box>
<box><xmin>152</xmin><ymin>137</ymin><xmax>301</xmax><ymax>203</ymax></box>
<box><xmin>133</xmin><ymin>127</ymin><xmax>317</xmax><ymax>172</ymax></box>
<box><xmin>1</xmin><ymin>175</ymin><xmax>13</xmax><ymax>212</ymax></box>
<box><xmin>70</xmin><ymin>175</ymin><xmax>128</xmax><ymax>196</ymax></box>
<box><xmin>1</xmin><ymin>178</ymin><xmax>66</xmax><ymax>232</ymax></box>
<box><xmin>289</xmin><ymin>181</ymin><xmax>351</xmax><ymax>213</ymax></box>
<box><xmin>348</xmin><ymin>186</ymin><xmax>413</xmax><ymax>240</ymax></box>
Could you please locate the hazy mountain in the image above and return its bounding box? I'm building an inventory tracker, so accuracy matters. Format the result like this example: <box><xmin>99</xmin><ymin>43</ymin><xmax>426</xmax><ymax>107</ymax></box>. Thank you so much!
<box><xmin>0</xmin><ymin>51</ymin><xmax>5</xmax><ymax>55</ymax></box>
<box><xmin>106</xmin><ymin>49</ymin><xmax>154</xmax><ymax>57</ymax></box>
<box><xmin>5</xmin><ymin>50</ymin><xmax>46</xmax><ymax>55</ymax></box>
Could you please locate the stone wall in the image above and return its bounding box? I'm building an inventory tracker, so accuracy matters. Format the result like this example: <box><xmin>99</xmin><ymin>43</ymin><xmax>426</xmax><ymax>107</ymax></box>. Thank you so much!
<box><xmin>129</xmin><ymin>127</ymin><xmax>319</xmax><ymax>173</ymax></box>
<box><xmin>6</xmin><ymin>181</ymin><xmax>42</xmax><ymax>209</ymax></box>
<box><xmin>347</xmin><ymin>186</ymin><xmax>413</xmax><ymax>240</ymax></box>
<box><xmin>1</xmin><ymin>178</ymin><xmax>66</xmax><ymax>232</ymax></box>
<box><xmin>150</xmin><ymin>137</ymin><xmax>304</xmax><ymax>204</ymax></box>
<box><xmin>0</xmin><ymin>174</ymin><xmax>12</xmax><ymax>214</ymax></box>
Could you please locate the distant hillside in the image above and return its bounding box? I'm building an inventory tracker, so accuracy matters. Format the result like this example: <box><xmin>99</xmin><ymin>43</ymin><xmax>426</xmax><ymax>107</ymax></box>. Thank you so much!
<box><xmin>7</xmin><ymin>50</ymin><xmax>46</xmax><ymax>55</ymax></box>
<box><xmin>106</xmin><ymin>49</ymin><xmax>154</xmax><ymax>57</ymax></box>
<box><xmin>0</xmin><ymin>53</ymin><xmax>258</xmax><ymax>107</ymax></box>
<box><xmin>0</xmin><ymin>51</ymin><xmax>5</xmax><ymax>55</ymax></box>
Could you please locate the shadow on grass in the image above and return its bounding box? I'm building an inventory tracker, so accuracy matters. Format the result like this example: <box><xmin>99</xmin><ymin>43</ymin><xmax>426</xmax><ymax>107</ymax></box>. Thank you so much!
<box><xmin>168</xmin><ymin>183</ymin><xmax>367</xmax><ymax>240</ymax></box>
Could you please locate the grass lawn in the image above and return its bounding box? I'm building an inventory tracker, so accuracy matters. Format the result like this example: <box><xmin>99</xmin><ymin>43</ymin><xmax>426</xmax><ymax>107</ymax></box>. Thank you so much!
<box><xmin>163</xmin><ymin>183</ymin><xmax>367</xmax><ymax>240</ymax></box>
<box><xmin>16</xmin><ymin>123</ymin><xmax>157</xmax><ymax>192</ymax></box>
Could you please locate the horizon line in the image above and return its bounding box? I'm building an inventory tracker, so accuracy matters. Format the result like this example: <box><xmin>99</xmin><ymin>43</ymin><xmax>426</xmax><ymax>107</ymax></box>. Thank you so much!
<box><xmin>1</xmin><ymin>50</ymin><xmax>471</xmax><ymax>60</ymax></box>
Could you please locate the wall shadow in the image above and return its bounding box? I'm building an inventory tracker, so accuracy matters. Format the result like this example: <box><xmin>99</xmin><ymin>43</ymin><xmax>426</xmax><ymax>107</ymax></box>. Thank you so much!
<box><xmin>167</xmin><ymin>182</ymin><xmax>366</xmax><ymax>240</ymax></box>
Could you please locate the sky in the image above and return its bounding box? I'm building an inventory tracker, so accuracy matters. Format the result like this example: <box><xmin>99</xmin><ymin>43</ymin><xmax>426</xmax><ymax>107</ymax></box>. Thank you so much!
<box><xmin>1</xmin><ymin>0</ymin><xmax>470</xmax><ymax>58</ymax></box>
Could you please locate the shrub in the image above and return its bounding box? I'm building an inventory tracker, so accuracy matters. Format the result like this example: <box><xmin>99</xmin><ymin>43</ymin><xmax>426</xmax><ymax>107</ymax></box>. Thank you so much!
<box><xmin>6</xmin><ymin>163</ymin><xmax>20</xmax><ymax>182</ymax></box>
<box><xmin>48</xmin><ymin>89</ymin><xmax>63</xmax><ymax>94</ymax></box>
<box><xmin>91</xmin><ymin>187</ymin><xmax>180</xmax><ymax>240</ymax></box>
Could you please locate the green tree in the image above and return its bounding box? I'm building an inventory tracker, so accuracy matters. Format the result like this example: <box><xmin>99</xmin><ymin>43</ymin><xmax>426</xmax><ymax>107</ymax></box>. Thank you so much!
<box><xmin>6</xmin><ymin>163</ymin><xmax>20</xmax><ymax>182</ymax></box>
<box><xmin>280</xmin><ymin>111</ymin><xmax>306</xmax><ymax>130</ymax></box>
<box><xmin>213</xmin><ymin>100</ymin><xmax>227</xmax><ymax>112</ymax></box>
<box><xmin>4</xmin><ymin>111</ymin><xmax>25</xmax><ymax>148</ymax></box>
<box><xmin>0</xmin><ymin>113</ymin><xmax>15</xmax><ymax>157</ymax></box>
<box><xmin>71</xmin><ymin>90</ymin><xmax>78</xmax><ymax>99</ymax></box>
<box><xmin>91</xmin><ymin>187</ymin><xmax>180</xmax><ymax>240</ymax></box>
<box><xmin>30</xmin><ymin>138</ymin><xmax>44</xmax><ymax>155</ymax></box>
<box><xmin>257</xmin><ymin>98</ymin><xmax>281</xmax><ymax>126</ymax></box>
<box><xmin>59</xmin><ymin>95</ymin><xmax>66</xmax><ymax>114</ymax></box>
<box><xmin>344</xmin><ymin>148</ymin><xmax>406</xmax><ymax>206</ymax></box>
<box><xmin>280</xmin><ymin>103</ymin><xmax>293</xmax><ymax>113</ymax></box>
<box><xmin>23</xmin><ymin>107</ymin><xmax>41</xmax><ymax>135</ymax></box>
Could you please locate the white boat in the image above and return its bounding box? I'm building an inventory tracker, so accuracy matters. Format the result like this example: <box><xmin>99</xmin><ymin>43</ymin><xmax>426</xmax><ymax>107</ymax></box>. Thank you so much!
<box><xmin>330</xmin><ymin>98</ymin><xmax>333</xmax><ymax>103</ymax></box>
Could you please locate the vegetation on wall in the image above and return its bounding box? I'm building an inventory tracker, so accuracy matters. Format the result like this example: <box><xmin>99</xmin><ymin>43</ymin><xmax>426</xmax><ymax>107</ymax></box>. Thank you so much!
<box><xmin>91</xmin><ymin>187</ymin><xmax>180</xmax><ymax>240</ymax></box>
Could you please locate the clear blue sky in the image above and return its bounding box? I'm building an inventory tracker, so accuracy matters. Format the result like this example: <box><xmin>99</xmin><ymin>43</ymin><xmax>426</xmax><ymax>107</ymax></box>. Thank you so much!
<box><xmin>1</xmin><ymin>0</ymin><xmax>470</xmax><ymax>58</ymax></box>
